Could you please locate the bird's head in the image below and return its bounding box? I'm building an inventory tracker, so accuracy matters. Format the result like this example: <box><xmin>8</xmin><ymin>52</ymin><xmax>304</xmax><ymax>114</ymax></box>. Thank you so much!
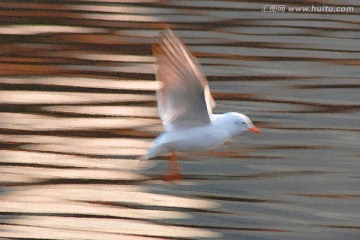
<box><xmin>227</xmin><ymin>112</ymin><xmax>260</xmax><ymax>134</ymax></box>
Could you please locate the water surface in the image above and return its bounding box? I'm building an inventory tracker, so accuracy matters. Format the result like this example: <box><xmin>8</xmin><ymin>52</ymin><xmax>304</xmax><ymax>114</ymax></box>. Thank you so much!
<box><xmin>1</xmin><ymin>1</ymin><xmax>360</xmax><ymax>239</ymax></box>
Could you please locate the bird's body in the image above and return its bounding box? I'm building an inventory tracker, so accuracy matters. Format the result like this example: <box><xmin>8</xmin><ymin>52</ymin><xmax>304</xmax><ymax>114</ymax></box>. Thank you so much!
<box><xmin>144</xmin><ymin>113</ymin><xmax>253</xmax><ymax>160</ymax></box>
<box><xmin>142</xmin><ymin>29</ymin><xmax>259</xmax><ymax>180</ymax></box>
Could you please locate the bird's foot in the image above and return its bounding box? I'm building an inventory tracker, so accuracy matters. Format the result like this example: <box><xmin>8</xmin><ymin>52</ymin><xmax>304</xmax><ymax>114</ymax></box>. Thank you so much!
<box><xmin>162</xmin><ymin>151</ymin><xmax>181</xmax><ymax>182</ymax></box>
<box><xmin>162</xmin><ymin>172</ymin><xmax>182</xmax><ymax>182</ymax></box>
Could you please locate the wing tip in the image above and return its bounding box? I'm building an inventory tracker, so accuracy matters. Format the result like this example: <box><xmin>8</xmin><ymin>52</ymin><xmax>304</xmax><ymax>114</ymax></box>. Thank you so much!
<box><xmin>152</xmin><ymin>26</ymin><xmax>176</xmax><ymax>56</ymax></box>
<box><xmin>159</xmin><ymin>26</ymin><xmax>179</xmax><ymax>44</ymax></box>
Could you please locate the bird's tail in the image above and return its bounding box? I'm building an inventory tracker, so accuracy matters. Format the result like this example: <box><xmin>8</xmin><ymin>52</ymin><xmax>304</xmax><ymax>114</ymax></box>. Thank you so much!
<box><xmin>138</xmin><ymin>144</ymin><xmax>167</xmax><ymax>162</ymax></box>
<box><xmin>137</xmin><ymin>155</ymin><xmax>147</xmax><ymax>162</ymax></box>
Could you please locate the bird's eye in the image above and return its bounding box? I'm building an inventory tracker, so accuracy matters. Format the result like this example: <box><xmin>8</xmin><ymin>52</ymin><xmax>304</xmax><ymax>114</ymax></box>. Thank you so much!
<box><xmin>235</xmin><ymin>120</ymin><xmax>246</xmax><ymax>126</ymax></box>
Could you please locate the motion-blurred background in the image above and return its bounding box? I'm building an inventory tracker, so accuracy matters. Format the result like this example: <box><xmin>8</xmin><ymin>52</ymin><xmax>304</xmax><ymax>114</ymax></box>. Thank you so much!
<box><xmin>0</xmin><ymin>1</ymin><xmax>359</xmax><ymax>239</ymax></box>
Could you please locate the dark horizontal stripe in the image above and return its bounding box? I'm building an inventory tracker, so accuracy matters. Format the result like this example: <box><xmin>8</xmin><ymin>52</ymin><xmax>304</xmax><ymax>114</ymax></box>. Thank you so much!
<box><xmin>0</xmin><ymin>178</ymin><xmax>147</xmax><ymax>187</ymax></box>
<box><xmin>325</xmin><ymin>225</ymin><xmax>360</xmax><ymax>229</ymax></box>
<box><xmin>0</xmin><ymin>162</ymin><xmax>86</xmax><ymax>170</ymax></box>
<box><xmin>194</xmin><ymin>195</ymin><xmax>284</xmax><ymax>204</ymax></box>
<box><xmin>0</xmin><ymin>128</ymin><xmax>156</xmax><ymax>139</ymax></box>
<box><xmin>0</xmin><ymin>83</ymin><xmax>155</xmax><ymax>94</ymax></box>
<box><xmin>295</xmin><ymin>84</ymin><xmax>360</xmax><ymax>89</ymax></box>
<box><xmin>82</xmin><ymin>200</ymin><xmax>227</xmax><ymax>214</ymax></box>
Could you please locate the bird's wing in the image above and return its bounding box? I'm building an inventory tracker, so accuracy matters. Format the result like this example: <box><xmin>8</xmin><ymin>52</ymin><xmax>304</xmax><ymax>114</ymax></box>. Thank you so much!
<box><xmin>153</xmin><ymin>29</ymin><xmax>216</xmax><ymax>132</ymax></box>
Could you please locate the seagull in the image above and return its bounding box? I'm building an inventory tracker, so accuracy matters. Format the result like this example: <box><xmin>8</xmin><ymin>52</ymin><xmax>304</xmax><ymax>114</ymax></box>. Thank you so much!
<box><xmin>141</xmin><ymin>29</ymin><xmax>260</xmax><ymax>181</ymax></box>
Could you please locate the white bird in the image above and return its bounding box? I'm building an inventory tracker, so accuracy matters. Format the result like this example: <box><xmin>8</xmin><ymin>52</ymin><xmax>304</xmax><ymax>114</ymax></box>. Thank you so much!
<box><xmin>141</xmin><ymin>29</ymin><xmax>260</xmax><ymax>181</ymax></box>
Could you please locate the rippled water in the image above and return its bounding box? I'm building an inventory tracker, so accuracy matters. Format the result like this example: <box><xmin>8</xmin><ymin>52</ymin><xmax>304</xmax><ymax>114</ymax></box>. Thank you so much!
<box><xmin>1</xmin><ymin>1</ymin><xmax>360</xmax><ymax>239</ymax></box>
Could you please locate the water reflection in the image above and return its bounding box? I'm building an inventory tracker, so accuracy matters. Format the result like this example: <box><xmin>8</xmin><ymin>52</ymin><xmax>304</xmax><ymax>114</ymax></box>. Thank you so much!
<box><xmin>1</xmin><ymin>0</ymin><xmax>360</xmax><ymax>239</ymax></box>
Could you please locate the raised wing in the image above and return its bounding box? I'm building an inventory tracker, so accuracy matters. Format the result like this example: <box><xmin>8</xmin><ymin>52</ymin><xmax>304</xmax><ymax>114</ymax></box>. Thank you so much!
<box><xmin>153</xmin><ymin>29</ymin><xmax>216</xmax><ymax>132</ymax></box>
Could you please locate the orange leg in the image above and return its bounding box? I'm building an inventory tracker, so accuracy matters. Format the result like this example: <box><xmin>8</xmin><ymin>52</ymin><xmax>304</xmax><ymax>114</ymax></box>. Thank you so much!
<box><xmin>162</xmin><ymin>151</ymin><xmax>182</xmax><ymax>181</ymax></box>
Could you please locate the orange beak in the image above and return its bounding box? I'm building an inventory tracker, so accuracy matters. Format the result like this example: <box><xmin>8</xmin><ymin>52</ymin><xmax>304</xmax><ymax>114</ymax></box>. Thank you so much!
<box><xmin>248</xmin><ymin>126</ymin><xmax>260</xmax><ymax>134</ymax></box>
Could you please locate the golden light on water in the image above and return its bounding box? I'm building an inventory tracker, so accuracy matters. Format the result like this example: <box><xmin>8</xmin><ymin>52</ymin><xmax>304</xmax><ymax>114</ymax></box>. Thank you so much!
<box><xmin>0</xmin><ymin>0</ymin><xmax>359</xmax><ymax>239</ymax></box>
<box><xmin>0</xmin><ymin>25</ymin><xmax>104</xmax><ymax>35</ymax></box>
<box><xmin>0</xmin><ymin>91</ymin><xmax>156</xmax><ymax>104</ymax></box>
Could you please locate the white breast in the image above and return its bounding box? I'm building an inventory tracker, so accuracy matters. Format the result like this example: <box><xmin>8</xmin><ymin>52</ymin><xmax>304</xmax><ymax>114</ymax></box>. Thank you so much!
<box><xmin>163</xmin><ymin>123</ymin><xmax>231</xmax><ymax>152</ymax></box>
